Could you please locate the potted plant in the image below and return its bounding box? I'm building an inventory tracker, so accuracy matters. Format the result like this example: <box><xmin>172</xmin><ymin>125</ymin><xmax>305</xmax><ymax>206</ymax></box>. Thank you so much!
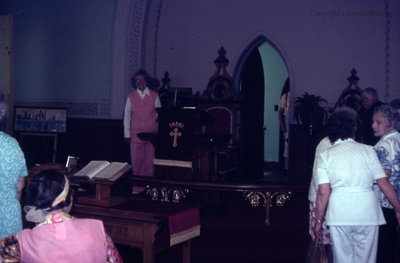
<box><xmin>294</xmin><ymin>92</ymin><xmax>328</xmax><ymax>131</ymax></box>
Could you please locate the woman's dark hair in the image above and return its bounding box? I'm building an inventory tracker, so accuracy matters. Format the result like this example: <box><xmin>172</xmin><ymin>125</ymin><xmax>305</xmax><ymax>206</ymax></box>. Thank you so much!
<box><xmin>25</xmin><ymin>169</ymin><xmax>72</xmax><ymax>211</ymax></box>
<box><xmin>130</xmin><ymin>69</ymin><xmax>160</xmax><ymax>90</ymax></box>
<box><xmin>326</xmin><ymin>111</ymin><xmax>356</xmax><ymax>143</ymax></box>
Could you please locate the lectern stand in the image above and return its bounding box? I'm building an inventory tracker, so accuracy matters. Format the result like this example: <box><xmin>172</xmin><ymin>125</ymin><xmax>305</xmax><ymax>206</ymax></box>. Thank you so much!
<box><xmin>76</xmin><ymin>180</ymin><xmax>128</xmax><ymax>207</ymax></box>
<box><xmin>28</xmin><ymin>163</ymin><xmax>128</xmax><ymax>207</ymax></box>
<box><xmin>153</xmin><ymin>108</ymin><xmax>198</xmax><ymax>168</ymax></box>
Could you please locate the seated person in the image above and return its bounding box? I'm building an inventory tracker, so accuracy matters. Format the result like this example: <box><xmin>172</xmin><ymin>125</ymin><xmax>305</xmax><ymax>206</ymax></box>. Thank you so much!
<box><xmin>0</xmin><ymin>170</ymin><xmax>122</xmax><ymax>263</ymax></box>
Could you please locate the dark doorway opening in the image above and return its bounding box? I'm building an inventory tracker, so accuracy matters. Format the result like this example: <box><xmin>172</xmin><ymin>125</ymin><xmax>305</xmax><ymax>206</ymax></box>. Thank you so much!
<box><xmin>239</xmin><ymin>48</ymin><xmax>264</xmax><ymax>182</ymax></box>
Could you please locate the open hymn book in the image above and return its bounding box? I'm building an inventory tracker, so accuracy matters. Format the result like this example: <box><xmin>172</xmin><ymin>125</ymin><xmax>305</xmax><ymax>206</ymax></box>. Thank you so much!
<box><xmin>73</xmin><ymin>160</ymin><xmax>131</xmax><ymax>182</ymax></box>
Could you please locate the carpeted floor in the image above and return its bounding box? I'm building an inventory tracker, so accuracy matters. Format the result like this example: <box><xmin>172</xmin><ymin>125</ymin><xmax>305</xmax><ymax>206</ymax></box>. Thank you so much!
<box><xmin>116</xmin><ymin>189</ymin><xmax>310</xmax><ymax>263</ymax></box>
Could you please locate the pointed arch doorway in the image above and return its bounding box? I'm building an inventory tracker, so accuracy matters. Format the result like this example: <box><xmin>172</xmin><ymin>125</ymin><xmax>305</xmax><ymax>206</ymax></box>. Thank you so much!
<box><xmin>236</xmin><ymin>37</ymin><xmax>289</xmax><ymax>182</ymax></box>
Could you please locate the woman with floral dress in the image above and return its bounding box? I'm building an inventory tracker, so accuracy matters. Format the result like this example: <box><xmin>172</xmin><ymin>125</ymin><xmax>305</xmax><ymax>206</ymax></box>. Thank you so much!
<box><xmin>0</xmin><ymin>93</ymin><xmax>27</xmax><ymax>239</ymax></box>
<box><xmin>372</xmin><ymin>104</ymin><xmax>400</xmax><ymax>263</ymax></box>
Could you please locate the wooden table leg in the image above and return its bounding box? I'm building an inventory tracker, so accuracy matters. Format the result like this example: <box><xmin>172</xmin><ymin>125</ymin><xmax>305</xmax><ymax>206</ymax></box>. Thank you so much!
<box><xmin>142</xmin><ymin>223</ymin><xmax>156</xmax><ymax>263</ymax></box>
<box><xmin>182</xmin><ymin>240</ymin><xmax>191</xmax><ymax>263</ymax></box>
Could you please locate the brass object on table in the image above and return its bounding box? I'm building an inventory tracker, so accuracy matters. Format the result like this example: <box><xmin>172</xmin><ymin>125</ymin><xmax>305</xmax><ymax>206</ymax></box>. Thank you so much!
<box><xmin>145</xmin><ymin>185</ymin><xmax>189</xmax><ymax>203</ymax></box>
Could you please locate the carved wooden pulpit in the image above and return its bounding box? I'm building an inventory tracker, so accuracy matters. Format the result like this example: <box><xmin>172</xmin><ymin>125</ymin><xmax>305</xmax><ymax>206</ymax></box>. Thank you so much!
<box><xmin>154</xmin><ymin>108</ymin><xmax>197</xmax><ymax>169</ymax></box>
<box><xmin>153</xmin><ymin>108</ymin><xmax>216</xmax><ymax>180</ymax></box>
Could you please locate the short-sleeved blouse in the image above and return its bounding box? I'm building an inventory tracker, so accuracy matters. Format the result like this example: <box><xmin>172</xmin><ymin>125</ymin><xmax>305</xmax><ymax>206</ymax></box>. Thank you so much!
<box><xmin>0</xmin><ymin>132</ymin><xmax>28</xmax><ymax>238</ymax></box>
<box><xmin>308</xmin><ymin>137</ymin><xmax>332</xmax><ymax>202</ymax></box>
<box><xmin>317</xmin><ymin>138</ymin><xmax>386</xmax><ymax>226</ymax></box>
<box><xmin>373</xmin><ymin>130</ymin><xmax>400</xmax><ymax>209</ymax></box>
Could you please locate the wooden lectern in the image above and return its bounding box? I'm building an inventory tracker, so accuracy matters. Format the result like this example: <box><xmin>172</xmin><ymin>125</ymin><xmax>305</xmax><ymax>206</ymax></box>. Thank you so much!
<box><xmin>76</xmin><ymin>180</ymin><xmax>128</xmax><ymax>207</ymax></box>
<box><xmin>28</xmin><ymin>163</ymin><xmax>129</xmax><ymax>207</ymax></box>
<box><xmin>154</xmin><ymin>108</ymin><xmax>203</xmax><ymax>168</ymax></box>
<box><xmin>152</xmin><ymin>108</ymin><xmax>231</xmax><ymax>181</ymax></box>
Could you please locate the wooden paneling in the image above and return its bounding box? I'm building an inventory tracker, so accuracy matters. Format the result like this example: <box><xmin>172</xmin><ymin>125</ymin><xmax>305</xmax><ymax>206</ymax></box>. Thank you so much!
<box><xmin>18</xmin><ymin>118</ymin><xmax>316</xmax><ymax>186</ymax></box>
<box><xmin>17</xmin><ymin>118</ymin><xmax>130</xmax><ymax>167</ymax></box>
<box><xmin>288</xmin><ymin>124</ymin><xmax>325</xmax><ymax>185</ymax></box>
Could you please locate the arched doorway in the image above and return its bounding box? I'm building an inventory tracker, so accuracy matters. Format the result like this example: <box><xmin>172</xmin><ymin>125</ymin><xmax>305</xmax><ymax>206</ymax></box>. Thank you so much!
<box><xmin>235</xmin><ymin>37</ymin><xmax>290</xmax><ymax>182</ymax></box>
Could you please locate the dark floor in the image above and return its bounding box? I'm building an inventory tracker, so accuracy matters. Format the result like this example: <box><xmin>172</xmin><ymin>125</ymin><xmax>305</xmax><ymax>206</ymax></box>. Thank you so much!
<box><xmin>116</xmin><ymin>185</ymin><xmax>310</xmax><ymax>263</ymax></box>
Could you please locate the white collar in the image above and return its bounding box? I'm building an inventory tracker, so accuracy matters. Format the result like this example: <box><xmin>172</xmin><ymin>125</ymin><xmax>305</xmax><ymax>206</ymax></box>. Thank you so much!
<box><xmin>137</xmin><ymin>87</ymin><xmax>150</xmax><ymax>97</ymax></box>
<box><xmin>333</xmin><ymin>138</ymin><xmax>354</xmax><ymax>145</ymax></box>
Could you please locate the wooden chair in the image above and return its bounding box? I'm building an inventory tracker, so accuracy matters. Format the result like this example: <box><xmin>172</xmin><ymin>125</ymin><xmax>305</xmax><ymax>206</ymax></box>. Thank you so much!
<box><xmin>198</xmin><ymin>103</ymin><xmax>240</xmax><ymax>181</ymax></box>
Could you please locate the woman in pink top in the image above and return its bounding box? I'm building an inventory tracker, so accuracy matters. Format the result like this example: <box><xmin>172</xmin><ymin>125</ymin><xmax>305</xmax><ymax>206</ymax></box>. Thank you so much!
<box><xmin>0</xmin><ymin>170</ymin><xmax>122</xmax><ymax>263</ymax></box>
<box><xmin>123</xmin><ymin>69</ymin><xmax>161</xmax><ymax>193</ymax></box>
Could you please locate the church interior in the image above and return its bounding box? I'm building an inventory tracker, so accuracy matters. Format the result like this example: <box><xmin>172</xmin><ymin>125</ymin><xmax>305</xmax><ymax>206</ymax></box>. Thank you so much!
<box><xmin>1</xmin><ymin>0</ymin><xmax>400</xmax><ymax>262</ymax></box>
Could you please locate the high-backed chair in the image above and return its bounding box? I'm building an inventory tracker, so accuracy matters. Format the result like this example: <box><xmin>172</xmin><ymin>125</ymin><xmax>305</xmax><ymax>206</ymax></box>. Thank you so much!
<box><xmin>198</xmin><ymin>103</ymin><xmax>240</xmax><ymax>181</ymax></box>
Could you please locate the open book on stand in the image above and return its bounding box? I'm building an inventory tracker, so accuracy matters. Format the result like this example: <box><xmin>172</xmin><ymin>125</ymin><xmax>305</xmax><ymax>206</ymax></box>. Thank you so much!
<box><xmin>73</xmin><ymin>160</ymin><xmax>131</xmax><ymax>182</ymax></box>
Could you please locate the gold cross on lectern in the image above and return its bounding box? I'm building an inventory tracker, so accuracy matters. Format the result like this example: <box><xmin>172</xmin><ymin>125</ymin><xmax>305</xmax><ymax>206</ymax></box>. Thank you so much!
<box><xmin>169</xmin><ymin>127</ymin><xmax>182</xmax><ymax>147</ymax></box>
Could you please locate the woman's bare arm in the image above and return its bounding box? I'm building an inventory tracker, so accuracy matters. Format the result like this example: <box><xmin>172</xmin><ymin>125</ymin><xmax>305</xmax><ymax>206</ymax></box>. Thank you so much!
<box><xmin>17</xmin><ymin>177</ymin><xmax>25</xmax><ymax>201</ymax></box>
<box><xmin>377</xmin><ymin>177</ymin><xmax>400</xmax><ymax>226</ymax></box>
<box><xmin>314</xmin><ymin>183</ymin><xmax>331</xmax><ymax>234</ymax></box>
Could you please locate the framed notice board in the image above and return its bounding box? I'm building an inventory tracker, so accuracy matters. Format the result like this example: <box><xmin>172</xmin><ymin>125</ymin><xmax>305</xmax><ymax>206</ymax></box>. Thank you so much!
<box><xmin>14</xmin><ymin>106</ymin><xmax>67</xmax><ymax>133</ymax></box>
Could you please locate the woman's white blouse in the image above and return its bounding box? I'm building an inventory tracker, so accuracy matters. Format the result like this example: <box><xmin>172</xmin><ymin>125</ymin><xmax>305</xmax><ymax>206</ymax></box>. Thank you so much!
<box><xmin>317</xmin><ymin>138</ymin><xmax>386</xmax><ymax>226</ymax></box>
<box><xmin>308</xmin><ymin>137</ymin><xmax>331</xmax><ymax>202</ymax></box>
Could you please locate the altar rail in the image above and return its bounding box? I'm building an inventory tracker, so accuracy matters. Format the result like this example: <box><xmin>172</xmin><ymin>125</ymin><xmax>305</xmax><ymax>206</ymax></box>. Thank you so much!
<box><xmin>122</xmin><ymin>176</ymin><xmax>308</xmax><ymax>225</ymax></box>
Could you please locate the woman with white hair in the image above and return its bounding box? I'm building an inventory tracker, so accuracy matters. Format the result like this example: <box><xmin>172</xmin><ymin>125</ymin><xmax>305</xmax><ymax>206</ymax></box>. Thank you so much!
<box><xmin>0</xmin><ymin>93</ymin><xmax>28</xmax><ymax>238</ymax></box>
<box><xmin>372</xmin><ymin>104</ymin><xmax>400</xmax><ymax>263</ymax></box>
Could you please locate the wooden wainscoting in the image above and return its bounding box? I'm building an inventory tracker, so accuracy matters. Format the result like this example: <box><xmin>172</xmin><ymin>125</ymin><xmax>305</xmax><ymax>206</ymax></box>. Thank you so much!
<box><xmin>16</xmin><ymin>118</ymin><xmax>130</xmax><ymax>167</ymax></box>
<box><xmin>288</xmin><ymin>124</ymin><xmax>325</xmax><ymax>185</ymax></box>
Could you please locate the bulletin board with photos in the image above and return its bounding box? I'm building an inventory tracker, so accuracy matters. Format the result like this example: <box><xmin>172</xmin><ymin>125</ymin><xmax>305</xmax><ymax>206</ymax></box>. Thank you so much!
<box><xmin>14</xmin><ymin>106</ymin><xmax>67</xmax><ymax>133</ymax></box>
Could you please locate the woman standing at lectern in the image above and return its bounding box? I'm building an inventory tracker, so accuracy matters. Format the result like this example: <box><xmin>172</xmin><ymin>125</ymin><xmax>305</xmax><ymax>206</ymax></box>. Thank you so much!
<box><xmin>123</xmin><ymin>69</ymin><xmax>161</xmax><ymax>193</ymax></box>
